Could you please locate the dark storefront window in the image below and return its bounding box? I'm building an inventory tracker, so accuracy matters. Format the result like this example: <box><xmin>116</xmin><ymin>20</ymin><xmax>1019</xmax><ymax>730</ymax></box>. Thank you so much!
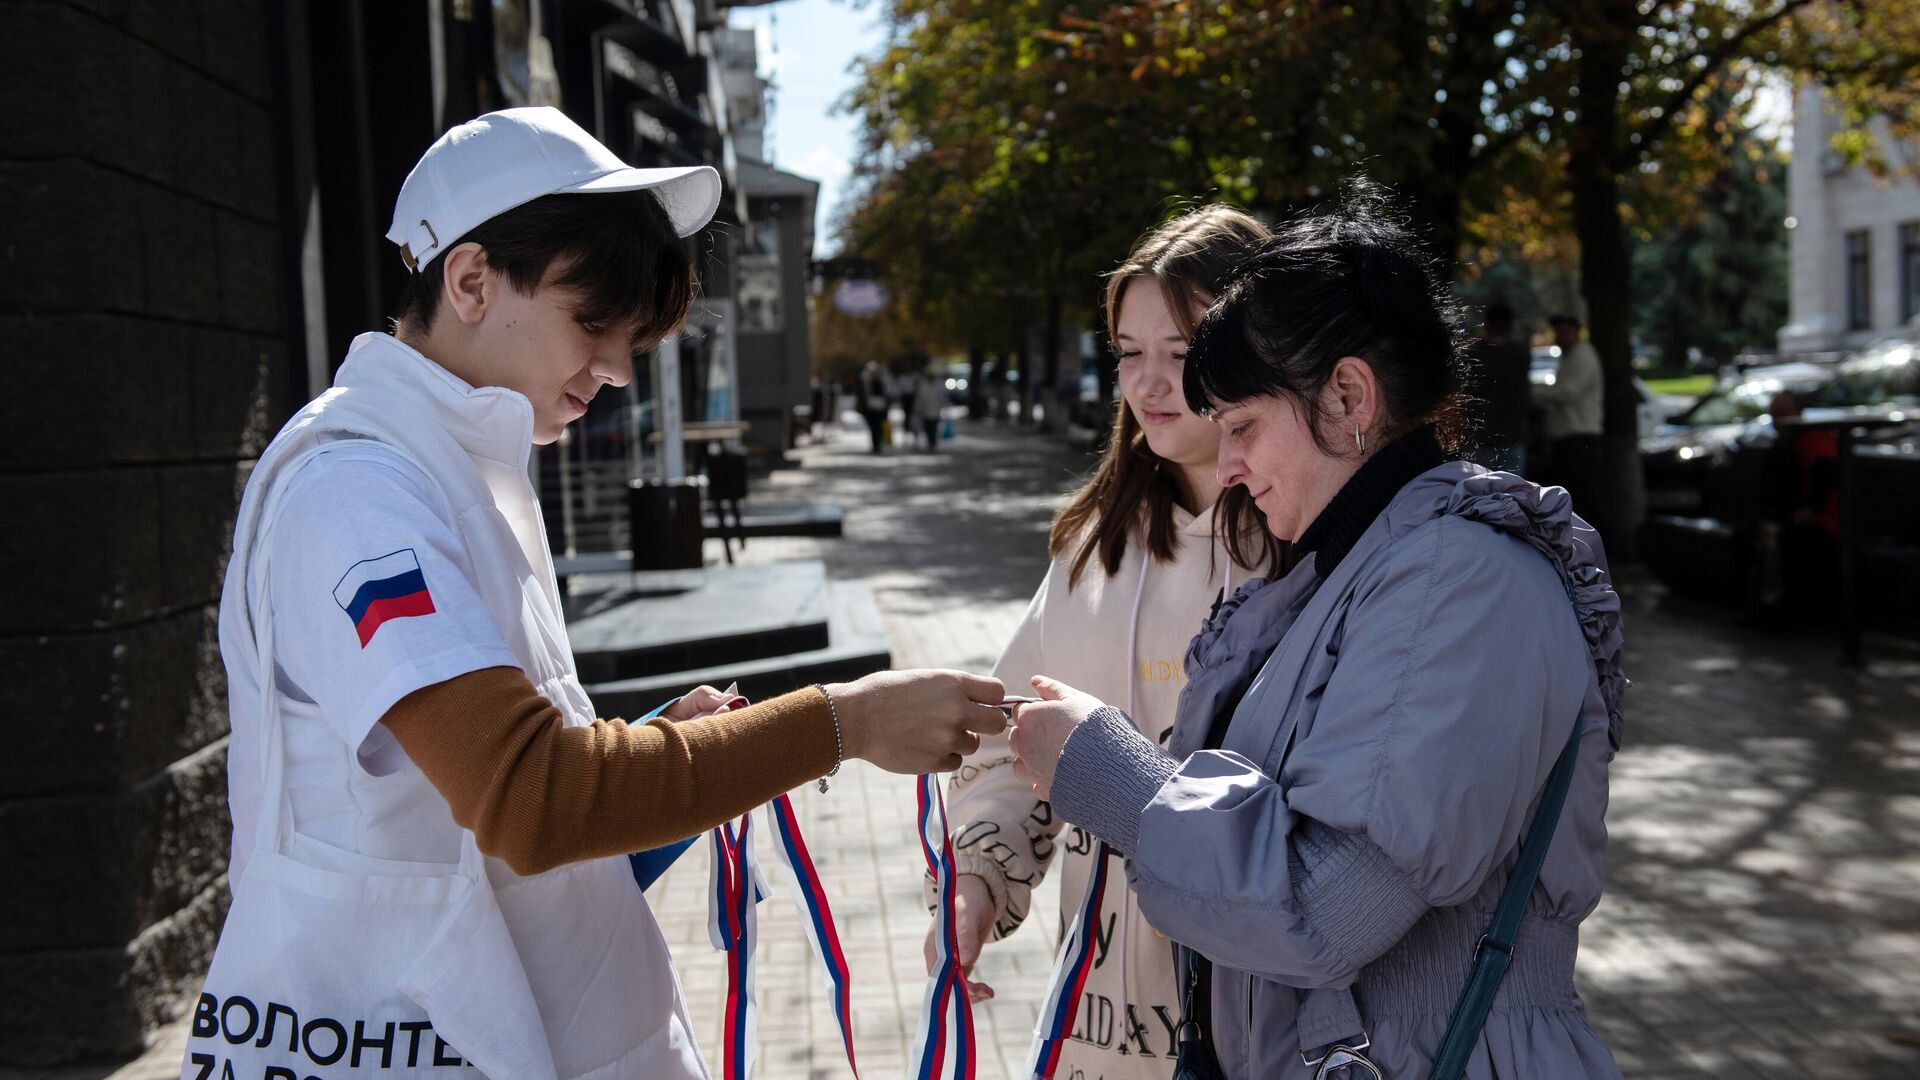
<box><xmin>1847</xmin><ymin>229</ymin><xmax>1872</xmax><ymax>331</ymax></box>
<box><xmin>1902</xmin><ymin>221</ymin><xmax>1920</xmax><ymax>324</ymax></box>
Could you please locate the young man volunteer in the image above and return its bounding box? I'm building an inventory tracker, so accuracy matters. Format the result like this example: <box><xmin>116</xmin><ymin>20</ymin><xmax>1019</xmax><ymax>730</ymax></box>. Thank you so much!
<box><xmin>187</xmin><ymin>107</ymin><xmax>1005</xmax><ymax>1080</ymax></box>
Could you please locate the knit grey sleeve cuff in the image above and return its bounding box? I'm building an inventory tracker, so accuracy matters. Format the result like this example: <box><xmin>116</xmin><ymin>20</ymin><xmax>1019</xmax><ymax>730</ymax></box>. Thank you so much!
<box><xmin>1049</xmin><ymin>707</ymin><xmax>1179</xmax><ymax>858</ymax></box>
<box><xmin>1289</xmin><ymin>818</ymin><xmax>1430</xmax><ymax>969</ymax></box>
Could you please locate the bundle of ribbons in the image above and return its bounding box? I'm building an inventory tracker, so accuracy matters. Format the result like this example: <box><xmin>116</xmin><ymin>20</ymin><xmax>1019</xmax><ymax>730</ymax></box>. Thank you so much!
<box><xmin>632</xmin><ymin>690</ymin><xmax>859</xmax><ymax>1080</ymax></box>
<box><xmin>705</xmin><ymin>792</ymin><xmax>859</xmax><ymax>1080</ymax></box>
<box><xmin>910</xmin><ymin>773</ymin><xmax>977</xmax><ymax>1079</ymax></box>
<box><xmin>635</xmin><ymin>691</ymin><xmax>1104</xmax><ymax>1080</ymax></box>
<box><xmin>1024</xmin><ymin>840</ymin><xmax>1109</xmax><ymax>1079</ymax></box>
<box><xmin>913</xmin><ymin>775</ymin><xmax>1109</xmax><ymax>1080</ymax></box>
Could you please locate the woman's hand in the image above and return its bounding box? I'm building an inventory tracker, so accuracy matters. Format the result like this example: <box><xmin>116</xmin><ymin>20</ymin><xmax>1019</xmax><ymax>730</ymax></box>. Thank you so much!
<box><xmin>662</xmin><ymin>685</ymin><xmax>741</xmax><ymax>721</ymax></box>
<box><xmin>1008</xmin><ymin>676</ymin><xmax>1107</xmax><ymax>800</ymax></box>
<box><xmin>824</xmin><ymin>669</ymin><xmax>1007</xmax><ymax>775</ymax></box>
<box><xmin>923</xmin><ymin>874</ymin><xmax>997</xmax><ymax>1002</ymax></box>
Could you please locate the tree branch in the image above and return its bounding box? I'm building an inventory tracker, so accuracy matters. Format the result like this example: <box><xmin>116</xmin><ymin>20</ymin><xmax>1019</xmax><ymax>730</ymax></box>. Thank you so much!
<box><xmin>1633</xmin><ymin>0</ymin><xmax>1820</xmax><ymax>158</ymax></box>
<box><xmin>1474</xmin><ymin>120</ymin><xmax>1536</xmax><ymax>163</ymax></box>
<box><xmin>1802</xmin><ymin>50</ymin><xmax>1920</xmax><ymax>89</ymax></box>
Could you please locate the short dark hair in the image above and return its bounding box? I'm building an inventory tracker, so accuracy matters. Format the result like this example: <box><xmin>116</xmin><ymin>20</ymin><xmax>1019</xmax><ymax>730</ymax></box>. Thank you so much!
<box><xmin>394</xmin><ymin>188</ymin><xmax>695</xmax><ymax>350</ymax></box>
<box><xmin>1183</xmin><ymin>177</ymin><xmax>1470</xmax><ymax>453</ymax></box>
<box><xmin>1549</xmin><ymin>313</ymin><xmax>1581</xmax><ymax>329</ymax></box>
<box><xmin>1484</xmin><ymin>302</ymin><xmax>1515</xmax><ymax>336</ymax></box>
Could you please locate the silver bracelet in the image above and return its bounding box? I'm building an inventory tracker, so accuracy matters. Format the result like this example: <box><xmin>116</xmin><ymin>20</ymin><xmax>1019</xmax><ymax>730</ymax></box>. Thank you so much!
<box><xmin>815</xmin><ymin>683</ymin><xmax>843</xmax><ymax>793</ymax></box>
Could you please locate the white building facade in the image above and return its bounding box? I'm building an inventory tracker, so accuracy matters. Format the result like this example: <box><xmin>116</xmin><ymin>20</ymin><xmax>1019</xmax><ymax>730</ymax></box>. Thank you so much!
<box><xmin>1779</xmin><ymin>82</ymin><xmax>1920</xmax><ymax>353</ymax></box>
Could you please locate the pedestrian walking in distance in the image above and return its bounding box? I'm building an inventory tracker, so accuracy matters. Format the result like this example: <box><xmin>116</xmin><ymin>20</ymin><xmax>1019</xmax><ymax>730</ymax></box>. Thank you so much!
<box><xmin>859</xmin><ymin>360</ymin><xmax>891</xmax><ymax>453</ymax></box>
<box><xmin>1534</xmin><ymin>312</ymin><xmax>1608</xmax><ymax>538</ymax></box>
<box><xmin>913</xmin><ymin>362</ymin><xmax>948</xmax><ymax>450</ymax></box>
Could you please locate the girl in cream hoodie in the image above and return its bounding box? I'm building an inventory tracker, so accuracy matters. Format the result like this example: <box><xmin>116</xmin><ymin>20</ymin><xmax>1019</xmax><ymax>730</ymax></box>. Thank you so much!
<box><xmin>928</xmin><ymin>205</ymin><xmax>1287</xmax><ymax>1079</ymax></box>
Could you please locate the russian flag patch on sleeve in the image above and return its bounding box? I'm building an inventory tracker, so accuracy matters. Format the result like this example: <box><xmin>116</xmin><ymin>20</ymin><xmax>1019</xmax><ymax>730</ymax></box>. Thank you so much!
<box><xmin>333</xmin><ymin>549</ymin><xmax>437</xmax><ymax>647</ymax></box>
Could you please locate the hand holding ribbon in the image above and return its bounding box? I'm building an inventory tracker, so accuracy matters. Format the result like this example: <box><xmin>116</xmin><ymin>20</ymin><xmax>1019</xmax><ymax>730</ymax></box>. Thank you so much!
<box><xmin>823</xmin><ymin>669</ymin><xmax>1006</xmax><ymax>775</ymax></box>
<box><xmin>1007</xmin><ymin>676</ymin><xmax>1107</xmax><ymax>799</ymax></box>
<box><xmin>664</xmin><ymin>683</ymin><xmax>746</xmax><ymax>721</ymax></box>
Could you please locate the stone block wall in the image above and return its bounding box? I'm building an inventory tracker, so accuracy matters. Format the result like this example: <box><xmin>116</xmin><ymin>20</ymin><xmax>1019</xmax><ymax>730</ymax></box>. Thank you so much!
<box><xmin>0</xmin><ymin>0</ymin><xmax>293</xmax><ymax>1066</ymax></box>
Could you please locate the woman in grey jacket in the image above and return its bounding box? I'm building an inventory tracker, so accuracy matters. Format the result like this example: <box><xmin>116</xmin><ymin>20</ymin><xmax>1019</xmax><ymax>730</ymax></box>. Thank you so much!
<box><xmin>1006</xmin><ymin>180</ymin><xmax>1626</xmax><ymax>1079</ymax></box>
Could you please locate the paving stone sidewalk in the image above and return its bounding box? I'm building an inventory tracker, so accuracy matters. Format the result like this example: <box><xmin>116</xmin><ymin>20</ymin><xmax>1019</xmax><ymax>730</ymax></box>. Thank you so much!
<box><xmin>1577</xmin><ymin>582</ymin><xmax>1920</xmax><ymax>1078</ymax></box>
<box><xmin>50</xmin><ymin>414</ymin><xmax>1920</xmax><ymax>1080</ymax></box>
<box><xmin>645</xmin><ymin>417</ymin><xmax>1087</xmax><ymax>1080</ymax></box>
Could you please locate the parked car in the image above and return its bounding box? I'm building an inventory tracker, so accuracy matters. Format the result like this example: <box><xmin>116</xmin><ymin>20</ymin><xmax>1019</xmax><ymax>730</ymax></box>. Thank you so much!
<box><xmin>1638</xmin><ymin>328</ymin><xmax>1920</xmax><ymax>612</ymax></box>
<box><xmin>1639</xmin><ymin>362</ymin><xmax>1834</xmax><ymax>516</ymax></box>
<box><xmin>942</xmin><ymin>361</ymin><xmax>972</xmax><ymax>406</ymax></box>
<box><xmin>1795</xmin><ymin>330</ymin><xmax>1920</xmax><ymax>417</ymax></box>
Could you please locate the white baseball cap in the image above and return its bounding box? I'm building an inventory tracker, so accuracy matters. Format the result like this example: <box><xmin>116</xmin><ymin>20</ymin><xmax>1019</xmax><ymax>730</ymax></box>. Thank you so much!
<box><xmin>386</xmin><ymin>106</ymin><xmax>722</xmax><ymax>271</ymax></box>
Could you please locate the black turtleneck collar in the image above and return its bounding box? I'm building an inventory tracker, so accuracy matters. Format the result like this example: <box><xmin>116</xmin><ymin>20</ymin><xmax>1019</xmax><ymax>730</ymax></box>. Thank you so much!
<box><xmin>1295</xmin><ymin>426</ymin><xmax>1446</xmax><ymax>576</ymax></box>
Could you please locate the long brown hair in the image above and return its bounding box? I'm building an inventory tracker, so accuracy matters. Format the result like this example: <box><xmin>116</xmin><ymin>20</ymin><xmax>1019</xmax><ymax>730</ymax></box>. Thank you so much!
<box><xmin>1050</xmin><ymin>204</ymin><xmax>1291</xmax><ymax>586</ymax></box>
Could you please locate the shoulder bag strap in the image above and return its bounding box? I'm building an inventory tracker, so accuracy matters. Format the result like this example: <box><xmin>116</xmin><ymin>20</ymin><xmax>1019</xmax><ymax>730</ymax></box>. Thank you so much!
<box><xmin>1426</xmin><ymin>711</ymin><xmax>1583</xmax><ymax>1080</ymax></box>
<box><xmin>1308</xmin><ymin>573</ymin><xmax>1591</xmax><ymax>1077</ymax></box>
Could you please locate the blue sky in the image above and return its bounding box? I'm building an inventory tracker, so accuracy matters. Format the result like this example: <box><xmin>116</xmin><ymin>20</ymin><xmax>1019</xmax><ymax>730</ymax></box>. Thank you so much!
<box><xmin>728</xmin><ymin>0</ymin><xmax>886</xmax><ymax>255</ymax></box>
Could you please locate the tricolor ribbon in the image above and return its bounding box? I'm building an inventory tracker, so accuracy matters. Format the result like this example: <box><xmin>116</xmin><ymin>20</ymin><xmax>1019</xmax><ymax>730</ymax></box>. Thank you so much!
<box><xmin>697</xmin><ymin>686</ymin><xmax>859</xmax><ymax>1080</ymax></box>
<box><xmin>910</xmin><ymin>773</ymin><xmax>976</xmax><ymax>1080</ymax></box>
<box><xmin>766</xmin><ymin>793</ymin><xmax>861</xmax><ymax>1076</ymax></box>
<box><xmin>708</xmin><ymin>813</ymin><xmax>762</xmax><ymax>1080</ymax></box>
<box><xmin>1024</xmin><ymin>840</ymin><xmax>1111</xmax><ymax>1078</ymax></box>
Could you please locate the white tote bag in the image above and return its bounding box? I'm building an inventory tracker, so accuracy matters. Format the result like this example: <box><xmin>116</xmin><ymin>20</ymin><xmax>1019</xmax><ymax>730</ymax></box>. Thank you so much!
<box><xmin>183</xmin><ymin>454</ymin><xmax>560</xmax><ymax>1079</ymax></box>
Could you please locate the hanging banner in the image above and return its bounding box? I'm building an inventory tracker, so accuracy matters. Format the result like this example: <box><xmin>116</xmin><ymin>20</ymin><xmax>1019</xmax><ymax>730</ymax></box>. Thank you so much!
<box><xmin>834</xmin><ymin>279</ymin><xmax>891</xmax><ymax>318</ymax></box>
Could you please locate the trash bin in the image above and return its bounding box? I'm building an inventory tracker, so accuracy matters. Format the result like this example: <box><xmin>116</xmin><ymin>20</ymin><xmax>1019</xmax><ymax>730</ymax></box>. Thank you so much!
<box><xmin>706</xmin><ymin>451</ymin><xmax>749</xmax><ymax>563</ymax></box>
<box><xmin>629</xmin><ymin>477</ymin><xmax>706</xmax><ymax>570</ymax></box>
<box><xmin>707</xmin><ymin>451</ymin><xmax>749</xmax><ymax>503</ymax></box>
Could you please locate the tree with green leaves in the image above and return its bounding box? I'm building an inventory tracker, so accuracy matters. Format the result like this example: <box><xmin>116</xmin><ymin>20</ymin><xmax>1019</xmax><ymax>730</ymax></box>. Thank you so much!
<box><xmin>842</xmin><ymin>0</ymin><xmax>1137</xmax><ymax>428</ymax></box>
<box><xmin>1631</xmin><ymin>92</ymin><xmax>1791</xmax><ymax>374</ymax></box>
<box><xmin>840</xmin><ymin>0</ymin><xmax>1919</xmax><ymax>535</ymax></box>
<box><xmin>1539</xmin><ymin>0</ymin><xmax>1919</xmax><ymax>543</ymax></box>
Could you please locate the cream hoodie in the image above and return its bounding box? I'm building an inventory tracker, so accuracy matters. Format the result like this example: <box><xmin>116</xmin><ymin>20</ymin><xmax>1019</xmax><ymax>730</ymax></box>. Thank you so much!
<box><xmin>947</xmin><ymin>502</ymin><xmax>1254</xmax><ymax>1079</ymax></box>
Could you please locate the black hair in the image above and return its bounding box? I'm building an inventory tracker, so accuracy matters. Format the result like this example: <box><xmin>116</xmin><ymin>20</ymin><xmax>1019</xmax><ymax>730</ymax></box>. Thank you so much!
<box><xmin>1483</xmin><ymin>302</ymin><xmax>1515</xmax><ymax>336</ymax></box>
<box><xmin>1549</xmin><ymin>313</ymin><xmax>1581</xmax><ymax>329</ymax></box>
<box><xmin>1182</xmin><ymin>177</ymin><xmax>1470</xmax><ymax>454</ymax></box>
<box><xmin>394</xmin><ymin>188</ymin><xmax>695</xmax><ymax>350</ymax></box>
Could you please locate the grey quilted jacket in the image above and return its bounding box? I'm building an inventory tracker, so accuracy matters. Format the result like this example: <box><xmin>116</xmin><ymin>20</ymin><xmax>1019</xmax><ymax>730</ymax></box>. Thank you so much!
<box><xmin>1051</xmin><ymin>464</ymin><xmax>1627</xmax><ymax>1079</ymax></box>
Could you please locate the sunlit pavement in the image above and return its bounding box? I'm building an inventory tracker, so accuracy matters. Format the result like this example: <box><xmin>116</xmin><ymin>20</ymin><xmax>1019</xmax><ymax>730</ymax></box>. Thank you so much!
<box><xmin>649</xmin><ymin>413</ymin><xmax>1079</xmax><ymax>1080</ymax></box>
<box><xmin>1580</xmin><ymin>582</ymin><xmax>1920</xmax><ymax>1077</ymax></box>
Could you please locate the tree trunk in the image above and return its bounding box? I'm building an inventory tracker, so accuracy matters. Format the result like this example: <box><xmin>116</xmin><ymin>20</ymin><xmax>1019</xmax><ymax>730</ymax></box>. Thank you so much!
<box><xmin>1408</xmin><ymin>182</ymin><xmax>1463</xmax><ymax>270</ymax></box>
<box><xmin>967</xmin><ymin>342</ymin><xmax>987</xmax><ymax>420</ymax></box>
<box><xmin>993</xmin><ymin>348</ymin><xmax>1012</xmax><ymax>424</ymax></box>
<box><xmin>1568</xmin><ymin>4</ymin><xmax>1645</xmax><ymax>558</ymax></box>
<box><xmin>1015</xmin><ymin>335</ymin><xmax>1033</xmax><ymax>426</ymax></box>
<box><xmin>1381</xmin><ymin>0</ymin><xmax>1498</xmax><ymax>267</ymax></box>
<box><xmin>1037</xmin><ymin>286</ymin><xmax>1064</xmax><ymax>433</ymax></box>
